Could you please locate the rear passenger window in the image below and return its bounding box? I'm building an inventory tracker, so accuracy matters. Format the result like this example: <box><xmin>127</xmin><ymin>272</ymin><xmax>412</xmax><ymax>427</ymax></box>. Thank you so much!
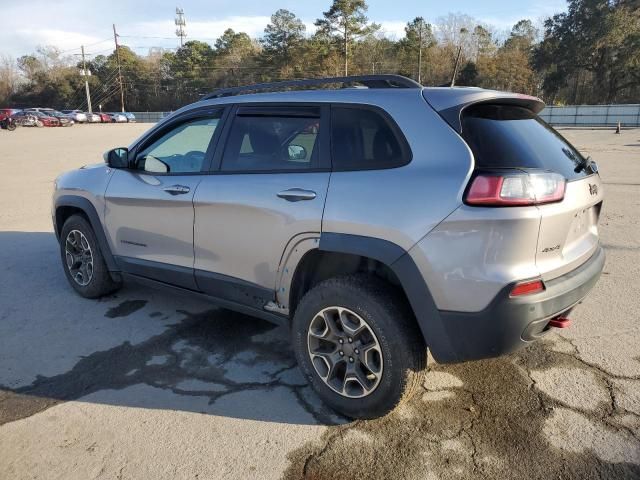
<box><xmin>331</xmin><ymin>106</ymin><xmax>410</xmax><ymax>170</ymax></box>
<box><xmin>221</xmin><ymin>107</ymin><xmax>321</xmax><ymax>172</ymax></box>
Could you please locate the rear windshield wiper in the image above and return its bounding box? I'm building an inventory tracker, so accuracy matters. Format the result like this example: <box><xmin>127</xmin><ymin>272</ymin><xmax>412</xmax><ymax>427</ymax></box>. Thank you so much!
<box><xmin>575</xmin><ymin>156</ymin><xmax>598</xmax><ymax>174</ymax></box>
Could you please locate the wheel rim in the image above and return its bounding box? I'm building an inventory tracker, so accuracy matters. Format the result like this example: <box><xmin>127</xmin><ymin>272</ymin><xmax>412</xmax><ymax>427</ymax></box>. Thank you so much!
<box><xmin>307</xmin><ymin>306</ymin><xmax>384</xmax><ymax>399</ymax></box>
<box><xmin>64</xmin><ymin>230</ymin><xmax>94</xmax><ymax>286</ymax></box>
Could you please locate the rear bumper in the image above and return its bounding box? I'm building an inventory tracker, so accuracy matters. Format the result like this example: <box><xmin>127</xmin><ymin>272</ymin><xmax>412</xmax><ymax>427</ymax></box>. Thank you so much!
<box><xmin>435</xmin><ymin>246</ymin><xmax>605</xmax><ymax>362</ymax></box>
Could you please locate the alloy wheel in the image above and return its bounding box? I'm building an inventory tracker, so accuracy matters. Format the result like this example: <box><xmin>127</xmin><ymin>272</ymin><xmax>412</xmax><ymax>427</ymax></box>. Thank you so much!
<box><xmin>307</xmin><ymin>306</ymin><xmax>384</xmax><ymax>398</ymax></box>
<box><xmin>65</xmin><ymin>230</ymin><xmax>94</xmax><ymax>286</ymax></box>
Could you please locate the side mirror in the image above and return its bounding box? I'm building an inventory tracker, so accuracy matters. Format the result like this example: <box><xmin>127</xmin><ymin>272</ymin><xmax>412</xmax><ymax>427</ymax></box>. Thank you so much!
<box><xmin>288</xmin><ymin>144</ymin><xmax>307</xmax><ymax>161</ymax></box>
<box><xmin>104</xmin><ymin>147</ymin><xmax>129</xmax><ymax>168</ymax></box>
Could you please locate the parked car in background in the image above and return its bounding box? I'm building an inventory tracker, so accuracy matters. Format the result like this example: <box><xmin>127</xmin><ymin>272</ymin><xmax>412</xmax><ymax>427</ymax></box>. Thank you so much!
<box><xmin>30</xmin><ymin>111</ymin><xmax>61</xmax><ymax>127</ymax></box>
<box><xmin>123</xmin><ymin>112</ymin><xmax>136</xmax><ymax>122</ymax></box>
<box><xmin>0</xmin><ymin>114</ymin><xmax>16</xmax><ymax>131</ymax></box>
<box><xmin>61</xmin><ymin>110</ymin><xmax>88</xmax><ymax>123</ymax></box>
<box><xmin>97</xmin><ymin>112</ymin><xmax>112</xmax><ymax>123</ymax></box>
<box><xmin>11</xmin><ymin>110</ymin><xmax>59</xmax><ymax>127</ymax></box>
<box><xmin>109</xmin><ymin>112</ymin><xmax>128</xmax><ymax>123</ymax></box>
<box><xmin>85</xmin><ymin>112</ymin><xmax>102</xmax><ymax>123</ymax></box>
<box><xmin>1</xmin><ymin>108</ymin><xmax>22</xmax><ymax>118</ymax></box>
<box><xmin>26</xmin><ymin>108</ymin><xmax>74</xmax><ymax>127</ymax></box>
<box><xmin>10</xmin><ymin>111</ymin><xmax>39</xmax><ymax>127</ymax></box>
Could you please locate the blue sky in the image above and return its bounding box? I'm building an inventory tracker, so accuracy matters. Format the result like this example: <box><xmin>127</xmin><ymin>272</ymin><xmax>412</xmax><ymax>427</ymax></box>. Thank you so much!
<box><xmin>1</xmin><ymin>0</ymin><xmax>568</xmax><ymax>58</ymax></box>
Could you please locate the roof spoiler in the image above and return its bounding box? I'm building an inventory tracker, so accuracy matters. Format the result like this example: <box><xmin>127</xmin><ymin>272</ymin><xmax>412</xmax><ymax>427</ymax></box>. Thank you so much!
<box><xmin>422</xmin><ymin>89</ymin><xmax>545</xmax><ymax>133</ymax></box>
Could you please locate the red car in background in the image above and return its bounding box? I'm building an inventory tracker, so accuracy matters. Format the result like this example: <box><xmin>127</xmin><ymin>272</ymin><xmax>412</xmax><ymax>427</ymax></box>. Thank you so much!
<box><xmin>97</xmin><ymin>112</ymin><xmax>112</xmax><ymax>123</ymax></box>
<box><xmin>30</xmin><ymin>111</ymin><xmax>61</xmax><ymax>127</ymax></box>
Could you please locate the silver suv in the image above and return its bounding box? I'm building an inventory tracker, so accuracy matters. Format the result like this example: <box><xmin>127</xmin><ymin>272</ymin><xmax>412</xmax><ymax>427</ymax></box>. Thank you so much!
<box><xmin>52</xmin><ymin>75</ymin><xmax>604</xmax><ymax>418</ymax></box>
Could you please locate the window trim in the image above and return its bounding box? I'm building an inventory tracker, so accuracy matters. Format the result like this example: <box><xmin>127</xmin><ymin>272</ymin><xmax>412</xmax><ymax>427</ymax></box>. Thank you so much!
<box><xmin>127</xmin><ymin>106</ymin><xmax>229</xmax><ymax>176</ymax></box>
<box><xmin>329</xmin><ymin>103</ymin><xmax>413</xmax><ymax>172</ymax></box>
<box><xmin>209</xmin><ymin>103</ymin><xmax>331</xmax><ymax>174</ymax></box>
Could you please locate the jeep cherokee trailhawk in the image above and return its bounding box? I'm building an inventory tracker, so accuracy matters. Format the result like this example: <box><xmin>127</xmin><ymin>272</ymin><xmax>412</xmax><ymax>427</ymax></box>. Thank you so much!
<box><xmin>53</xmin><ymin>75</ymin><xmax>604</xmax><ymax>418</ymax></box>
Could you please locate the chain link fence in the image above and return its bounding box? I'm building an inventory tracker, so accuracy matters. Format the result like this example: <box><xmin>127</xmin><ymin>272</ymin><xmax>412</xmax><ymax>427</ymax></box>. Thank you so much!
<box><xmin>132</xmin><ymin>105</ymin><xmax>640</xmax><ymax>126</ymax></box>
<box><xmin>538</xmin><ymin>104</ymin><xmax>640</xmax><ymax>127</ymax></box>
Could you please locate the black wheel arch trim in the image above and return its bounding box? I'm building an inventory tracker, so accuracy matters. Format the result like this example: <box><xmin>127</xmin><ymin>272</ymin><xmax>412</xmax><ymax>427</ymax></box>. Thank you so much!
<box><xmin>318</xmin><ymin>232</ymin><xmax>456</xmax><ymax>362</ymax></box>
<box><xmin>54</xmin><ymin>195</ymin><xmax>119</xmax><ymax>275</ymax></box>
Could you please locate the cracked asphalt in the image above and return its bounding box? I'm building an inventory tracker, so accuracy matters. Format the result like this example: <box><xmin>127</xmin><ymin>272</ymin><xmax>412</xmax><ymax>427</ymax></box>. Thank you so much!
<box><xmin>1</xmin><ymin>125</ymin><xmax>639</xmax><ymax>479</ymax></box>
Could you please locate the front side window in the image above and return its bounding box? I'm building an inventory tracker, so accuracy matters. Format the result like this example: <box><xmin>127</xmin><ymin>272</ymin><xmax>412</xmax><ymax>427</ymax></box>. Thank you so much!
<box><xmin>331</xmin><ymin>106</ymin><xmax>409</xmax><ymax>170</ymax></box>
<box><xmin>136</xmin><ymin>113</ymin><xmax>222</xmax><ymax>174</ymax></box>
<box><xmin>221</xmin><ymin>107</ymin><xmax>321</xmax><ymax>172</ymax></box>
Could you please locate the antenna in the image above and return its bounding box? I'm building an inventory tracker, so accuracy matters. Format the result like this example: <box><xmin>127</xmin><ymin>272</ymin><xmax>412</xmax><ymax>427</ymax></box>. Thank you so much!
<box><xmin>175</xmin><ymin>7</ymin><xmax>187</xmax><ymax>47</ymax></box>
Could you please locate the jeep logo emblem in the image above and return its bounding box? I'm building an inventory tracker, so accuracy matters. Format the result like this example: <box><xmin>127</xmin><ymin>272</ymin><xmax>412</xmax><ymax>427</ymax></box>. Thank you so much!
<box><xmin>589</xmin><ymin>184</ymin><xmax>598</xmax><ymax>196</ymax></box>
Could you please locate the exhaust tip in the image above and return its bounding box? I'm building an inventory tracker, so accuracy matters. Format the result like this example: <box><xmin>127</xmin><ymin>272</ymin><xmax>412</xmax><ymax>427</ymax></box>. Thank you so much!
<box><xmin>548</xmin><ymin>316</ymin><xmax>571</xmax><ymax>329</ymax></box>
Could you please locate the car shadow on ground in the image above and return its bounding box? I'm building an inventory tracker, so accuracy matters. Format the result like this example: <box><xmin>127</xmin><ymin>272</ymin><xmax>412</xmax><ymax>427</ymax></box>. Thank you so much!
<box><xmin>0</xmin><ymin>231</ymin><xmax>344</xmax><ymax>427</ymax></box>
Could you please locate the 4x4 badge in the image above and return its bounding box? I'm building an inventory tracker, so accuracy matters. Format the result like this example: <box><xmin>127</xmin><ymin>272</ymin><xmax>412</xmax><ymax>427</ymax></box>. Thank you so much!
<box><xmin>589</xmin><ymin>184</ymin><xmax>598</xmax><ymax>196</ymax></box>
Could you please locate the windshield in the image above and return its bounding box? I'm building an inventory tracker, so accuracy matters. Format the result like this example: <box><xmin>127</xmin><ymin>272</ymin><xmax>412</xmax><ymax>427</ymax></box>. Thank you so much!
<box><xmin>461</xmin><ymin>104</ymin><xmax>590</xmax><ymax>180</ymax></box>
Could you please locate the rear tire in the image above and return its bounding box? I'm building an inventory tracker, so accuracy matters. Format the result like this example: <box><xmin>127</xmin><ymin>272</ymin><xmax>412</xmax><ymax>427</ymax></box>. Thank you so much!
<box><xmin>291</xmin><ymin>274</ymin><xmax>427</xmax><ymax>419</ymax></box>
<box><xmin>59</xmin><ymin>215</ymin><xmax>121</xmax><ymax>298</ymax></box>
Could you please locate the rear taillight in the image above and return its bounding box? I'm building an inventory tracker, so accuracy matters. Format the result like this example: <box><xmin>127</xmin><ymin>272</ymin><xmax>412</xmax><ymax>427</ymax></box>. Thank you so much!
<box><xmin>510</xmin><ymin>279</ymin><xmax>545</xmax><ymax>297</ymax></box>
<box><xmin>465</xmin><ymin>172</ymin><xmax>566</xmax><ymax>206</ymax></box>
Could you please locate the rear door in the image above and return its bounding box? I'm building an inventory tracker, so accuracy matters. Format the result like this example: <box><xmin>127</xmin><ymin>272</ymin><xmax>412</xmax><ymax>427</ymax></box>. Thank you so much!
<box><xmin>193</xmin><ymin>104</ymin><xmax>330</xmax><ymax>306</ymax></box>
<box><xmin>103</xmin><ymin>108</ymin><xmax>225</xmax><ymax>288</ymax></box>
<box><xmin>461</xmin><ymin>104</ymin><xmax>604</xmax><ymax>280</ymax></box>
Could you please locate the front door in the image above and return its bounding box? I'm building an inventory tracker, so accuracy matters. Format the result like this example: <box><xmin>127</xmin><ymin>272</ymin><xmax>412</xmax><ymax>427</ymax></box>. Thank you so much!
<box><xmin>193</xmin><ymin>105</ymin><xmax>330</xmax><ymax>305</ymax></box>
<box><xmin>104</xmin><ymin>110</ymin><xmax>224</xmax><ymax>289</ymax></box>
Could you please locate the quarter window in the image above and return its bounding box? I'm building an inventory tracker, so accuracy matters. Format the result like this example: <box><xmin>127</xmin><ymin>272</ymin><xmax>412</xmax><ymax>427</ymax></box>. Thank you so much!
<box><xmin>331</xmin><ymin>106</ymin><xmax>409</xmax><ymax>170</ymax></box>
<box><xmin>221</xmin><ymin>107</ymin><xmax>321</xmax><ymax>172</ymax></box>
<box><xmin>136</xmin><ymin>113</ymin><xmax>222</xmax><ymax>174</ymax></box>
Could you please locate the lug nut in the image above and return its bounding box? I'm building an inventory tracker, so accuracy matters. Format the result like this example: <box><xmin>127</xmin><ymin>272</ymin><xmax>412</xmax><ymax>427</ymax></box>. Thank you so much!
<box><xmin>354</xmin><ymin>348</ymin><xmax>359</xmax><ymax>354</ymax></box>
<box><xmin>339</xmin><ymin>339</ymin><xmax>344</xmax><ymax>344</ymax></box>
<box><xmin>348</xmin><ymin>338</ymin><xmax>353</xmax><ymax>343</ymax></box>
<box><xmin>349</xmin><ymin>357</ymin><xmax>354</xmax><ymax>363</ymax></box>
<box><xmin>339</xmin><ymin>351</ymin><xmax>344</xmax><ymax>356</ymax></box>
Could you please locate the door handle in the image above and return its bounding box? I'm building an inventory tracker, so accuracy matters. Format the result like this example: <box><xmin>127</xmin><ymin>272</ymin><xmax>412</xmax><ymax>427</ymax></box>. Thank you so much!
<box><xmin>163</xmin><ymin>184</ymin><xmax>191</xmax><ymax>195</ymax></box>
<box><xmin>277</xmin><ymin>188</ymin><xmax>317</xmax><ymax>202</ymax></box>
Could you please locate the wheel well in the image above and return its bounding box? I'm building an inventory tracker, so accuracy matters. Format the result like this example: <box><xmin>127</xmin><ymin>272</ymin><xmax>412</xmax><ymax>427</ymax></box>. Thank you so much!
<box><xmin>55</xmin><ymin>206</ymin><xmax>88</xmax><ymax>238</ymax></box>
<box><xmin>289</xmin><ymin>250</ymin><xmax>408</xmax><ymax>316</ymax></box>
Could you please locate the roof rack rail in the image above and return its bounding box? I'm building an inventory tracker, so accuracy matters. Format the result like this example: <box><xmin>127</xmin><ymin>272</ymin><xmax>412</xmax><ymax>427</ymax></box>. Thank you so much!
<box><xmin>201</xmin><ymin>74</ymin><xmax>422</xmax><ymax>100</ymax></box>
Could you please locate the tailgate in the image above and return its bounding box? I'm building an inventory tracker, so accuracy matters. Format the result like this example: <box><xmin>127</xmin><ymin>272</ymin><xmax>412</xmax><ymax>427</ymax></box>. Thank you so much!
<box><xmin>536</xmin><ymin>174</ymin><xmax>604</xmax><ymax>281</ymax></box>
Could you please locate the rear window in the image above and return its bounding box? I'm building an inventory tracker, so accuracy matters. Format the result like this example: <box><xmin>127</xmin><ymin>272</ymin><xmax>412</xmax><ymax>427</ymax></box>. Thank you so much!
<box><xmin>461</xmin><ymin>104</ymin><xmax>589</xmax><ymax>180</ymax></box>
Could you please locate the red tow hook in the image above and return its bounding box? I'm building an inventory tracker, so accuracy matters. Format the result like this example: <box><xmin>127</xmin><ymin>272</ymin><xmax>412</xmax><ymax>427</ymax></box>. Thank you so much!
<box><xmin>548</xmin><ymin>316</ymin><xmax>572</xmax><ymax>329</ymax></box>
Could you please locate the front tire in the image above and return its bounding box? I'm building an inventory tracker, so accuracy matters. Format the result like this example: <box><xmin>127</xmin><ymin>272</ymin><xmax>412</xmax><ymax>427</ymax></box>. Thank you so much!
<box><xmin>292</xmin><ymin>275</ymin><xmax>427</xmax><ymax>419</ymax></box>
<box><xmin>59</xmin><ymin>215</ymin><xmax>121</xmax><ymax>298</ymax></box>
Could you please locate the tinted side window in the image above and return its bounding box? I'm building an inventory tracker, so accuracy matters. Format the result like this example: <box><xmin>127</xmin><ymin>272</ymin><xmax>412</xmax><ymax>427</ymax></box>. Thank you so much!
<box><xmin>331</xmin><ymin>106</ymin><xmax>409</xmax><ymax>170</ymax></box>
<box><xmin>461</xmin><ymin>104</ymin><xmax>589</xmax><ymax>180</ymax></box>
<box><xmin>137</xmin><ymin>114</ymin><xmax>222</xmax><ymax>174</ymax></box>
<box><xmin>221</xmin><ymin>108</ymin><xmax>321</xmax><ymax>172</ymax></box>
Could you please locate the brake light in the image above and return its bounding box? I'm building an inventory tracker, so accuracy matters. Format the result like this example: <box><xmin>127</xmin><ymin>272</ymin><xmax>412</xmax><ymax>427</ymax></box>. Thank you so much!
<box><xmin>466</xmin><ymin>172</ymin><xmax>565</xmax><ymax>206</ymax></box>
<box><xmin>510</xmin><ymin>279</ymin><xmax>545</xmax><ymax>297</ymax></box>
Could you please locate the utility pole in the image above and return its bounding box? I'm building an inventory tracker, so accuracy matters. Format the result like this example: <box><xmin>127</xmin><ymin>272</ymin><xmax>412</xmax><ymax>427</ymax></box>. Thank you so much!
<box><xmin>344</xmin><ymin>25</ymin><xmax>348</xmax><ymax>76</ymax></box>
<box><xmin>113</xmin><ymin>24</ymin><xmax>125</xmax><ymax>112</ymax></box>
<box><xmin>175</xmin><ymin>8</ymin><xmax>187</xmax><ymax>47</ymax></box>
<box><xmin>417</xmin><ymin>23</ymin><xmax>423</xmax><ymax>84</ymax></box>
<box><xmin>79</xmin><ymin>46</ymin><xmax>92</xmax><ymax>112</ymax></box>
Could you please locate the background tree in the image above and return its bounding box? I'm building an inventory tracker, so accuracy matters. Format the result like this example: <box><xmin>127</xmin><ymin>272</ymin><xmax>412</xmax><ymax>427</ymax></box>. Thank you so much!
<box><xmin>1</xmin><ymin>1</ymin><xmax>638</xmax><ymax>109</ymax></box>
<box><xmin>261</xmin><ymin>9</ymin><xmax>306</xmax><ymax>77</ymax></box>
<box><xmin>314</xmin><ymin>0</ymin><xmax>379</xmax><ymax>75</ymax></box>
<box><xmin>399</xmin><ymin>17</ymin><xmax>435</xmax><ymax>83</ymax></box>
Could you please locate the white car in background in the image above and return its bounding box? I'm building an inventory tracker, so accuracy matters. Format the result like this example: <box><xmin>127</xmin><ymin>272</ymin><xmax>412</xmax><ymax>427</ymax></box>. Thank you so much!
<box><xmin>86</xmin><ymin>113</ymin><xmax>102</xmax><ymax>123</ymax></box>
<box><xmin>61</xmin><ymin>110</ymin><xmax>88</xmax><ymax>123</ymax></box>
<box><xmin>109</xmin><ymin>113</ymin><xmax>128</xmax><ymax>123</ymax></box>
